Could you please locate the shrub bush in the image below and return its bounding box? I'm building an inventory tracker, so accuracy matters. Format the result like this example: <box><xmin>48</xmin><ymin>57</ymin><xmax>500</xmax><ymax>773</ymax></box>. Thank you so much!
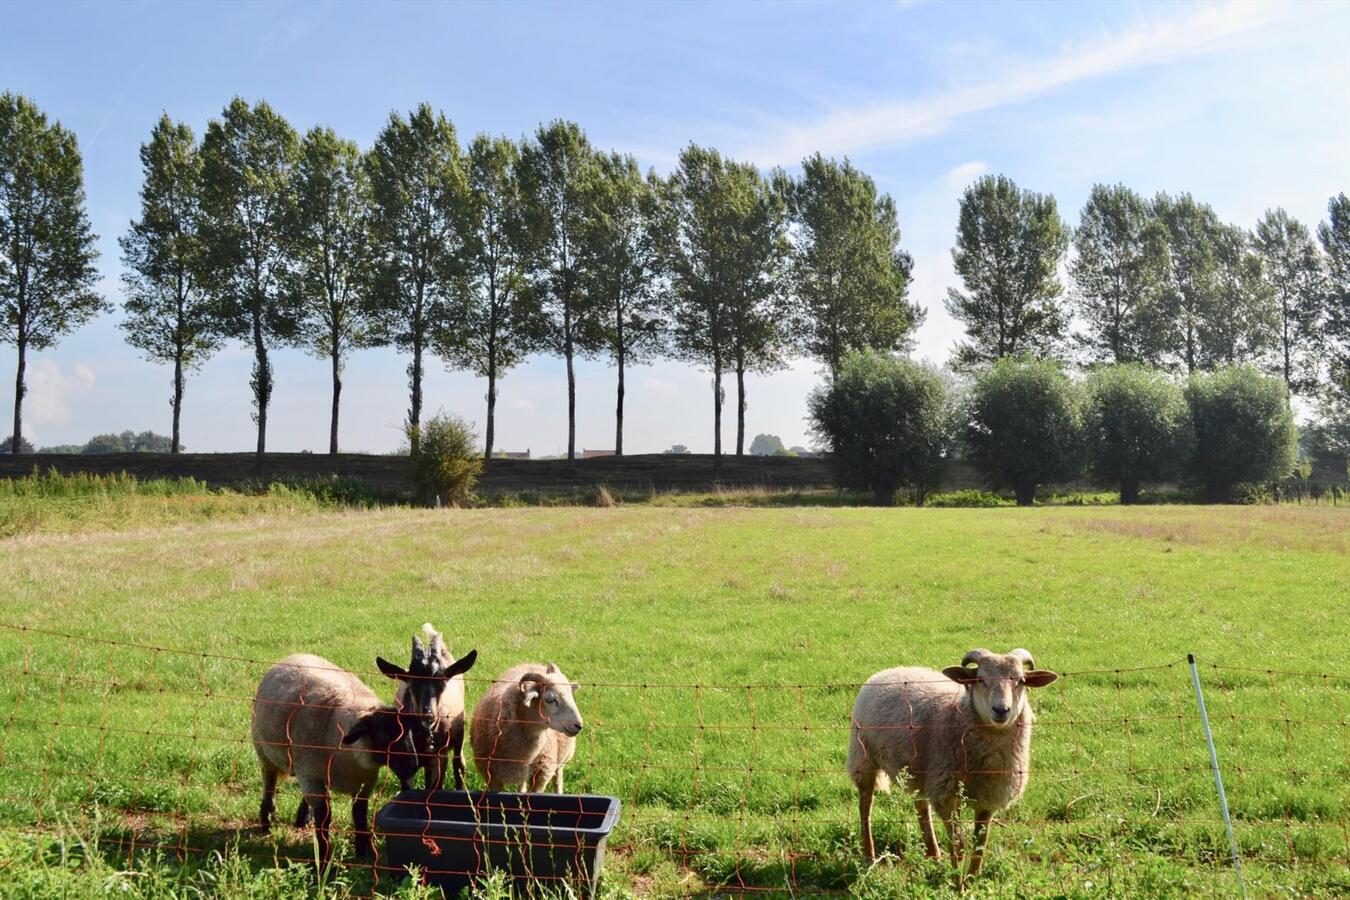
<box><xmin>807</xmin><ymin>351</ymin><xmax>953</xmax><ymax>505</ymax></box>
<box><xmin>964</xmin><ymin>358</ymin><xmax>1086</xmax><ymax>506</ymax></box>
<box><xmin>1084</xmin><ymin>364</ymin><xmax>1192</xmax><ymax>503</ymax></box>
<box><xmin>407</xmin><ymin>413</ymin><xmax>482</xmax><ymax>507</ymax></box>
<box><xmin>1185</xmin><ymin>366</ymin><xmax>1298</xmax><ymax>502</ymax></box>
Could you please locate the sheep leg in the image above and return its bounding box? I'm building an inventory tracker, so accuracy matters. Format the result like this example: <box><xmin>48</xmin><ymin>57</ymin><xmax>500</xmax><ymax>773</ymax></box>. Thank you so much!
<box><xmin>424</xmin><ymin>753</ymin><xmax>445</xmax><ymax>792</ymax></box>
<box><xmin>258</xmin><ymin>765</ymin><xmax>278</xmax><ymax>829</ymax></box>
<box><xmin>857</xmin><ymin>782</ymin><xmax>876</xmax><ymax>863</ymax></box>
<box><xmin>555</xmin><ymin>766</ymin><xmax>565</xmax><ymax>794</ymax></box>
<box><xmin>294</xmin><ymin>797</ymin><xmax>311</xmax><ymax>829</ymax></box>
<box><xmin>312</xmin><ymin>795</ymin><xmax>333</xmax><ymax>873</ymax></box>
<box><xmin>966</xmin><ymin>811</ymin><xmax>993</xmax><ymax>879</ymax></box>
<box><xmin>352</xmin><ymin>789</ymin><xmax>372</xmax><ymax>860</ymax></box>
<box><xmin>914</xmin><ymin>799</ymin><xmax>941</xmax><ymax>859</ymax></box>
<box><xmin>937</xmin><ymin>798</ymin><xmax>965</xmax><ymax>888</ymax></box>
<box><xmin>450</xmin><ymin>722</ymin><xmax>467</xmax><ymax>790</ymax></box>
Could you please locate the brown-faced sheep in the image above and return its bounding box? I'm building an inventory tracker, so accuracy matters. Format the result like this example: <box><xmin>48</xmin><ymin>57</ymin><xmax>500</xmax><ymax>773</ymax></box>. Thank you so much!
<box><xmin>846</xmin><ymin>647</ymin><xmax>1058</xmax><ymax>883</ymax></box>
<box><xmin>470</xmin><ymin>662</ymin><xmax>583</xmax><ymax>792</ymax></box>
<box><xmin>252</xmin><ymin>653</ymin><xmax>422</xmax><ymax>870</ymax></box>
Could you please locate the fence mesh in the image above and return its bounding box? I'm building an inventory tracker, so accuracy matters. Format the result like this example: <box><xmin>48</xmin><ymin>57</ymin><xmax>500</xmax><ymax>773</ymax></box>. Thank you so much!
<box><xmin>0</xmin><ymin>622</ymin><xmax>1345</xmax><ymax>896</ymax></box>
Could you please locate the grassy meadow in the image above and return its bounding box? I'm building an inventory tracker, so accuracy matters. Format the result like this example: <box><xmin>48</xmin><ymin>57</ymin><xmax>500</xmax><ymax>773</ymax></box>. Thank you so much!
<box><xmin>0</xmin><ymin>494</ymin><xmax>1346</xmax><ymax>897</ymax></box>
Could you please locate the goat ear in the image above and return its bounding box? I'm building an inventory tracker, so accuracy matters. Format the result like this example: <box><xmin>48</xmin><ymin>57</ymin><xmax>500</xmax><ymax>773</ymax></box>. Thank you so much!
<box><xmin>942</xmin><ymin>665</ymin><xmax>980</xmax><ymax>685</ymax></box>
<box><xmin>342</xmin><ymin>715</ymin><xmax>373</xmax><ymax>746</ymax></box>
<box><xmin>444</xmin><ymin>649</ymin><xmax>477</xmax><ymax>679</ymax></box>
<box><xmin>1023</xmin><ymin>670</ymin><xmax>1059</xmax><ymax>688</ymax></box>
<box><xmin>376</xmin><ymin>657</ymin><xmax>407</xmax><ymax>681</ymax></box>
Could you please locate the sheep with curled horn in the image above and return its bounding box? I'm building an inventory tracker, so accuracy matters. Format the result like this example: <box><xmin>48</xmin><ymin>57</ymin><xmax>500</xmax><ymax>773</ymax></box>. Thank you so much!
<box><xmin>846</xmin><ymin>647</ymin><xmax>1058</xmax><ymax>885</ymax></box>
<box><xmin>385</xmin><ymin>623</ymin><xmax>477</xmax><ymax>790</ymax></box>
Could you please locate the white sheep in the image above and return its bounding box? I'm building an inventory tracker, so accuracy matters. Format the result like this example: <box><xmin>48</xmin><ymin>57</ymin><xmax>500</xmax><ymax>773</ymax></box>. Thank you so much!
<box><xmin>846</xmin><ymin>647</ymin><xmax>1058</xmax><ymax>883</ymax></box>
<box><xmin>251</xmin><ymin>653</ymin><xmax>423</xmax><ymax>869</ymax></box>
<box><xmin>470</xmin><ymin>662</ymin><xmax>584</xmax><ymax>792</ymax></box>
<box><xmin>386</xmin><ymin>623</ymin><xmax>477</xmax><ymax>790</ymax></box>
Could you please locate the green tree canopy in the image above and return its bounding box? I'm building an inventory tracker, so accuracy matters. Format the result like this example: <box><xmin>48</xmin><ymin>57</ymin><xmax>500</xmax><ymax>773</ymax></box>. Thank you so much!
<box><xmin>198</xmin><ymin>97</ymin><xmax>300</xmax><ymax>457</ymax></box>
<box><xmin>964</xmin><ymin>357</ymin><xmax>1085</xmax><ymax>506</ymax></box>
<box><xmin>1</xmin><ymin>92</ymin><xmax>104</xmax><ymax>453</ymax></box>
<box><xmin>1315</xmin><ymin>193</ymin><xmax>1350</xmax><ymax>454</ymax></box>
<box><xmin>945</xmin><ymin>175</ymin><xmax>1069</xmax><ymax>370</ymax></box>
<box><xmin>748</xmin><ymin>433</ymin><xmax>786</xmax><ymax>456</ymax></box>
<box><xmin>808</xmin><ymin>350</ymin><xmax>952</xmax><ymax>505</ymax></box>
<box><xmin>1069</xmin><ymin>184</ymin><xmax>1169</xmax><ymax>365</ymax></box>
<box><xmin>1083</xmin><ymin>364</ymin><xmax>1192</xmax><ymax>503</ymax></box>
<box><xmin>1185</xmin><ymin>366</ymin><xmax>1297</xmax><ymax>502</ymax></box>
<box><xmin>782</xmin><ymin>154</ymin><xmax>920</xmax><ymax>377</ymax></box>
<box><xmin>1202</xmin><ymin>223</ymin><xmax>1276</xmax><ymax>368</ymax></box>
<box><xmin>365</xmin><ymin>104</ymin><xmax>466</xmax><ymax>455</ymax></box>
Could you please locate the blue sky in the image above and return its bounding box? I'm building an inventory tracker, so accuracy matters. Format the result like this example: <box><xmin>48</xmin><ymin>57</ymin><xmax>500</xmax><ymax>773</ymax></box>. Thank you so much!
<box><xmin>2</xmin><ymin>0</ymin><xmax>1347</xmax><ymax>453</ymax></box>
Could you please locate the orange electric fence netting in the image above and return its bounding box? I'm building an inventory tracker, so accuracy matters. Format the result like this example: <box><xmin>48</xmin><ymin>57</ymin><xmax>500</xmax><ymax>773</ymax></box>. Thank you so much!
<box><xmin>0</xmin><ymin>622</ymin><xmax>1345</xmax><ymax>896</ymax></box>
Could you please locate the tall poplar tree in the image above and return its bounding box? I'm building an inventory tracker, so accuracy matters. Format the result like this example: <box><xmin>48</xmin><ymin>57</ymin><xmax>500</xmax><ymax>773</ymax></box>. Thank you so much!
<box><xmin>290</xmin><ymin>126</ymin><xmax>377</xmax><ymax>454</ymax></box>
<box><xmin>199</xmin><ymin>98</ymin><xmax>300</xmax><ymax>457</ymax></box>
<box><xmin>782</xmin><ymin>154</ymin><xmax>919</xmax><ymax>378</ymax></box>
<box><xmin>519</xmin><ymin>120</ymin><xmax>600</xmax><ymax>462</ymax></box>
<box><xmin>1204</xmin><ymin>224</ymin><xmax>1275</xmax><ymax>368</ymax></box>
<box><xmin>1069</xmin><ymin>184</ymin><xmax>1169</xmax><ymax>365</ymax></box>
<box><xmin>1</xmin><ymin>93</ymin><xmax>103</xmax><ymax>453</ymax></box>
<box><xmin>944</xmin><ymin>175</ymin><xmax>1069</xmax><ymax>370</ymax></box>
<box><xmin>1152</xmin><ymin>192</ymin><xmax>1222</xmax><ymax>374</ymax></box>
<box><xmin>120</xmin><ymin>114</ymin><xmax>219</xmax><ymax>454</ymax></box>
<box><xmin>578</xmin><ymin>152</ymin><xmax>664</xmax><ymax>456</ymax></box>
<box><xmin>1253</xmin><ymin>208</ymin><xmax>1324</xmax><ymax>396</ymax></box>
<box><xmin>438</xmin><ymin>134</ymin><xmax>543</xmax><ymax>462</ymax></box>
<box><xmin>365</xmin><ymin>104</ymin><xmax>465</xmax><ymax>455</ymax></box>
<box><xmin>1316</xmin><ymin>193</ymin><xmax>1350</xmax><ymax>452</ymax></box>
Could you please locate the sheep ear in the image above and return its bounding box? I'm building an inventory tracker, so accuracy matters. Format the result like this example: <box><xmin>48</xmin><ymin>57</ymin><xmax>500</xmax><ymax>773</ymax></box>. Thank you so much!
<box><xmin>444</xmin><ymin>649</ymin><xmax>477</xmax><ymax>679</ymax></box>
<box><xmin>520</xmin><ymin>679</ymin><xmax>541</xmax><ymax>706</ymax></box>
<box><xmin>342</xmin><ymin>716</ymin><xmax>373</xmax><ymax>746</ymax></box>
<box><xmin>942</xmin><ymin>665</ymin><xmax>980</xmax><ymax>685</ymax></box>
<box><xmin>570</xmin><ymin>682</ymin><xmax>580</xmax><ymax>693</ymax></box>
<box><xmin>1024</xmin><ymin>670</ymin><xmax>1059</xmax><ymax>688</ymax></box>
<box><xmin>545</xmin><ymin>662</ymin><xmax>559</xmax><ymax>674</ymax></box>
<box><xmin>376</xmin><ymin>657</ymin><xmax>408</xmax><ymax>681</ymax></box>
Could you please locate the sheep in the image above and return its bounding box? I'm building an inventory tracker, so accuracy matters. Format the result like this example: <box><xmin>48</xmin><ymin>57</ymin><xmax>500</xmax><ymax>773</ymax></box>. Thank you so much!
<box><xmin>386</xmin><ymin>623</ymin><xmax>477</xmax><ymax>790</ymax></box>
<box><xmin>470</xmin><ymin>662</ymin><xmax>584</xmax><ymax>792</ymax></box>
<box><xmin>846</xmin><ymin>647</ymin><xmax>1058</xmax><ymax>883</ymax></box>
<box><xmin>252</xmin><ymin>652</ymin><xmax>427</xmax><ymax>870</ymax></box>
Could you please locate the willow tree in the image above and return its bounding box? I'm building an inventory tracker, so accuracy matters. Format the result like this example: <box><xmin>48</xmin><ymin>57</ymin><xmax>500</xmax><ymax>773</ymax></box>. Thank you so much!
<box><xmin>365</xmin><ymin>104</ymin><xmax>466</xmax><ymax>455</ymax></box>
<box><xmin>199</xmin><ymin>98</ymin><xmax>300</xmax><ymax>457</ymax></box>
<box><xmin>1</xmin><ymin>93</ymin><xmax>103</xmax><ymax>453</ymax></box>
<box><xmin>782</xmin><ymin>154</ymin><xmax>918</xmax><ymax>378</ymax></box>
<box><xmin>120</xmin><ymin>115</ymin><xmax>219</xmax><ymax>454</ymax></box>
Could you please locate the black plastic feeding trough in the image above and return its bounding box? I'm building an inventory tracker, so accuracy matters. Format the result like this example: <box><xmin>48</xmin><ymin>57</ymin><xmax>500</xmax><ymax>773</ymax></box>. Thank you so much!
<box><xmin>375</xmin><ymin>790</ymin><xmax>621</xmax><ymax>897</ymax></box>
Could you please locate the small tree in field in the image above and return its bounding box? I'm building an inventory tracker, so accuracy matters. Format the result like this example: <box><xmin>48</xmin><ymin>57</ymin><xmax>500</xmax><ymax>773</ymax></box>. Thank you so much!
<box><xmin>808</xmin><ymin>350</ymin><xmax>952</xmax><ymax>505</ymax></box>
<box><xmin>748</xmin><ymin>433</ymin><xmax>786</xmax><ymax>456</ymax></box>
<box><xmin>1185</xmin><ymin>366</ymin><xmax>1297</xmax><ymax>502</ymax></box>
<box><xmin>1084</xmin><ymin>364</ymin><xmax>1191</xmax><ymax>503</ymax></box>
<box><xmin>965</xmin><ymin>358</ymin><xmax>1085</xmax><ymax>506</ymax></box>
<box><xmin>407</xmin><ymin>412</ymin><xmax>482</xmax><ymax>507</ymax></box>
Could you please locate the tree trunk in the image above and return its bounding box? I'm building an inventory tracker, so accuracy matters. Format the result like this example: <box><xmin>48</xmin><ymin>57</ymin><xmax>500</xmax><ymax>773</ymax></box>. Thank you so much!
<box><xmin>712</xmin><ymin>357</ymin><xmax>723</xmax><ymax>468</ymax></box>
<box><xmin>484</xmin><ymin>355</ymin><xmax>497</xmax><ymax>464</ymax></box>
<box><xmin>329</xmin><ymin>347</ymin><xmax>342</xmax><ymax>455</ymax></box>
<box><xmin>565</xmin><ymin>333</ymin><xmax>576</xmax><ymax>464</ymax></box>
<box><xmin>872</xmin><ymin>484</ymin><xmax>895</xmax><ymax>506</ymax></box>
<box><xmin>1014</xmin><ymin>481</ymin><xmax>1036</xmax><ymax>507</ymax></box>
<box><xmin>1120</xmin><ymin>479</ymin><xmax>1140</xmax><ymax>505</ymax></box>
<box><xmin>409</xmin><ymin>329</ymin><xmax>423</xmax><ymax>457</ymax></box>
<box><xmin>735</xmin><ymin>362</ymin><xmax>747</xmax><ymax>457</ymax></box>
<box><xmin>615</xmin><ymin>346</ymin><xmax>625</xmax><ymax>457</ymax></box>
<box><xmin>11</xmin><ymin>339</ymin><xmax>25</xmax><ymax>454</ymax></box>
<box><xmin>252</xmin><ymin>313</ymin><xmax>269</xmax><ymax>458</ymax></box>
<box><xmin>171</xmin><ymin>350</ymin><xmax>184</xmax><ymax>454</ymax></box>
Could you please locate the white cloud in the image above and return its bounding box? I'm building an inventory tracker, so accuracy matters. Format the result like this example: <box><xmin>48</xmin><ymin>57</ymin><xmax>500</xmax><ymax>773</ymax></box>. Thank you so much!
<box><xmin>944</xmin><ymin>161</ymin><xmax>987</xmax><ymax>189</ymax></box>
<box><xmin>24</xmin><ymin>361</ymin><xmax>96</xmax><ymax>439</ymax></box>
<box><xmin>740</xmin><ymin>1</ymin><xmax>1286</xmax><ymax>165</ymax></box>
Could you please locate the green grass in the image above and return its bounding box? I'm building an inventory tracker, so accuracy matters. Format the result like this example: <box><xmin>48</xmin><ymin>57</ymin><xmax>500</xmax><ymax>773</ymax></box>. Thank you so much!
<box><xmin>0</xmin><ymin>503</ymin><xmax>1346</xmax><ymax>897</ymax></box>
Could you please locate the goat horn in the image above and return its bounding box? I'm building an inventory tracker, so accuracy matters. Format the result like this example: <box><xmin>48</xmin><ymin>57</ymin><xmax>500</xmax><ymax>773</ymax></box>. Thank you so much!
<box><xmin>1010</xmin><ymin>648</ymin><xmax>1036</xmax><ymax>669</ymax></box>
<box><xmin>961</xmin><ymin>648</ymin><xmax>992</xmax><ymax>668</ymax></box>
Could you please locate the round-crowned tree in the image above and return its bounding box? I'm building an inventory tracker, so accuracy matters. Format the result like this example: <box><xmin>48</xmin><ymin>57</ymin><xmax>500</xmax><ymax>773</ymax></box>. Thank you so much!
<box><xmin>964</xmin><ymin>358</ymin><xmax>1085</xmax><ymax>506</ymax></box>
<box><xmin>807</xmin><ymin>350</ymin><xmax>952</xmax><ymax>505</ymax></box>
<box><xmin>407</xmin><ymin>412</ymin><xmax>483</xmax><ymax>507</ymax></box>
<box><xmin>1185</xmin><ymin>366</ymin><xmax>1298</xmax><ymax>502</ymax></box>
<box><xmin>1084</xmin><ymin>364</ymin><xmax>1192</xmax><ymax>504</ymax></box>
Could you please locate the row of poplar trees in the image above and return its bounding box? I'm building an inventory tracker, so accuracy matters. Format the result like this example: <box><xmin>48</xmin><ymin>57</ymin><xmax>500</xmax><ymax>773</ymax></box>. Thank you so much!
<box><xmin>943</xmin><ymin>175</ymin><xmax>1350</xmax><ymax>443</ymax></box>
<box><xmin>0</xmin><ymin>93</ymin><xmax>920</xmax><ymax>460</ymax></box>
